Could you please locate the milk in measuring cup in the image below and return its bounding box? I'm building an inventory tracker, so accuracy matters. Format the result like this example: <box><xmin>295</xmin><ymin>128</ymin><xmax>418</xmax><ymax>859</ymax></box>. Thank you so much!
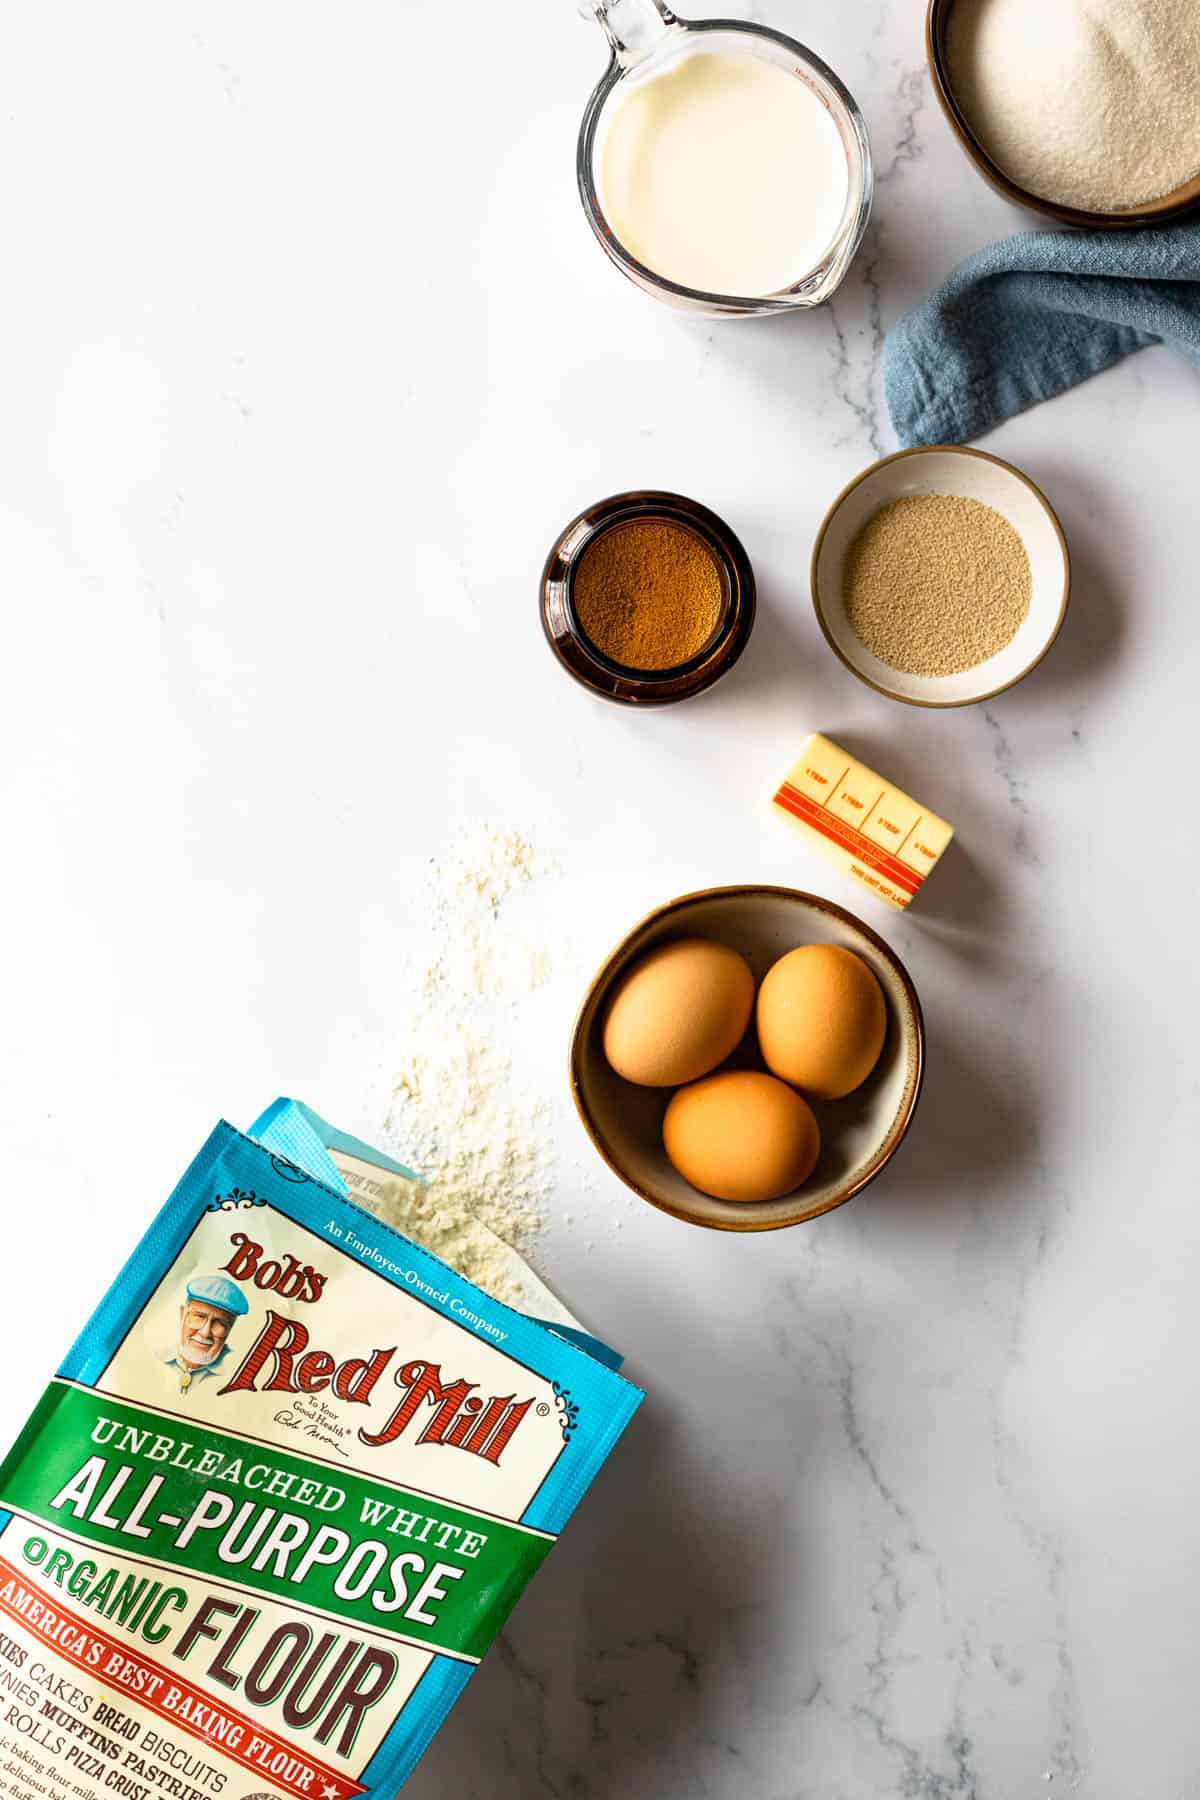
<box><xmin>599</xmin><ymin>51</ymin><xmax>851</xmax><ymax>297</ymax></box>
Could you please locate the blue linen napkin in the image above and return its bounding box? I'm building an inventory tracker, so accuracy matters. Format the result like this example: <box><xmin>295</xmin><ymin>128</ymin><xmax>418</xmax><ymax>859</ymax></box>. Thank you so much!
<box><xmin>883</xmin><ymin>219</ymin><xmax>1200</xmax><ymax>447</ymax></box>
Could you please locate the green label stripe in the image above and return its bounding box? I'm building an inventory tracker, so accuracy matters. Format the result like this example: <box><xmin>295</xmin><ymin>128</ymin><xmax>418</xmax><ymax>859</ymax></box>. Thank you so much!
<box><xmin>0</xmin><ymin>1383</ymin><xmax>553</xmax><ymax>1662</ymax></box>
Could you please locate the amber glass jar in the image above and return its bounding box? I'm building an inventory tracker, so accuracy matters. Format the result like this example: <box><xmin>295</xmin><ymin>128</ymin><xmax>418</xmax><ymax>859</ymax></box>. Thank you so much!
<box><xmin>540</xmin><ymin>490</ymin><xmax>756</xmax><ymax>705</ymax></box>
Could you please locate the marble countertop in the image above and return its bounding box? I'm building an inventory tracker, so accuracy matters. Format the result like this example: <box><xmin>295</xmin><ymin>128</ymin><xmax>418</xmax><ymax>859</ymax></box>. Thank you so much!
<box><xmin>2</xmin><ymin>3</ymin><xmax>1198</xmax><ymax>1796</ymax></box>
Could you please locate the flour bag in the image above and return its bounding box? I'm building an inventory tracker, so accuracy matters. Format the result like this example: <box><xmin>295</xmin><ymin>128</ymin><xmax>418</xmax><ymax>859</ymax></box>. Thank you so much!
<box><xmin>0</xmin><ymin>1102</ymin><xmax>642</xmax><ymax>1798</ymax></box>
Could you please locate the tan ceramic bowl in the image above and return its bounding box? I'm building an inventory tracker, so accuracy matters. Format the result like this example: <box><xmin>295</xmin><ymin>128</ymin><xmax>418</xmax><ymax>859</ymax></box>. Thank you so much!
<box><xmin>812</xmin><ymin>445</ymin><xmax>1070</xmax><ymax>708</ymax></box>
<box><xmin>570</xmin><ymin>886</ymin><xmax>925</xmax><ymax>1231</ymax></box>
<box><xmin>927</xmin><ymin>0</ymin><xmax>1200</xmax><ymax>227</ymax></box>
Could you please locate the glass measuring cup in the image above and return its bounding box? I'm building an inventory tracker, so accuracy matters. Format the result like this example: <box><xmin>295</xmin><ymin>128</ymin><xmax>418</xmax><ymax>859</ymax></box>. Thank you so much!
<box><xmin>576</xmin><ymin>0</ymin><xmax>873</xmax><ymax>316</ymax></box>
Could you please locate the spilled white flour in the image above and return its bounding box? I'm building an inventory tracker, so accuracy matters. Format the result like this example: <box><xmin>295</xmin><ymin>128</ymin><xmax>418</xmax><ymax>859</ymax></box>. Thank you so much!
<box><xmin>421</xmin><ymin>829</ymin><xmax>554</xmax><ymax>1001</ymax></box>
<box><xmin>386</xmin><ymin>1026</ymin><xmax>550</xmax><ymax>1296</ymax></box>
<box><xmin>360</xmin><ymin>828</ymin><xmax>567</xmax><ymax>1313</ymax></box>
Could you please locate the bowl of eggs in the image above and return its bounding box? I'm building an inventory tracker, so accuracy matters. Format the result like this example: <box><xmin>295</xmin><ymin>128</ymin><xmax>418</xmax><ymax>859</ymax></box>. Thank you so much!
<box><xmin>570</xmin><ymin>886</ymin><xmax>925</xmax><ymax>1230</ymax></box>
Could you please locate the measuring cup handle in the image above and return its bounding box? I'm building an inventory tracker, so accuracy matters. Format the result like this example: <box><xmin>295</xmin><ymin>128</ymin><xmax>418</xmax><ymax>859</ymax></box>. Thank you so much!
<box><xmin>581</xmin><ymin>0</ymin><xmax>678</xmax><ymax>66</ymax></box>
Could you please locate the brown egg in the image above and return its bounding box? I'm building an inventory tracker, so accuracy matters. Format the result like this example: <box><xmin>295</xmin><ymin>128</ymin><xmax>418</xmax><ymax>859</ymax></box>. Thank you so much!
<box><xmin>756</xmin><ymin>943</ymin><xmax>887</xmax><ymax>1100</ymax></box>
<box><xmin>602</xmin><ymin>937</ymin><xmax>755</xmax><ymax>1087</ymax></box>
<box><xmin>663</xmin><ymin>1070</ymin><xmax>820</xmax><ymax>1203</ymax></box>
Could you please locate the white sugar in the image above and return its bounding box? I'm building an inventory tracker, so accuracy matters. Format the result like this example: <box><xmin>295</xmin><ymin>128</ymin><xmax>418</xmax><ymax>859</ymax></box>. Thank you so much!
<box><xmin>948</xmin><ymin>0</ymin><xmax>1200</xmax><ymax>212</ymax></box>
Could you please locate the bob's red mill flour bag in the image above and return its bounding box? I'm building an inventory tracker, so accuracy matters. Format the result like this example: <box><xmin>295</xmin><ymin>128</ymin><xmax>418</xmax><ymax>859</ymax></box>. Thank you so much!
<box><xmin>0</xmin><ymin>1099</ymin><xmax>642</xmax><ymax>1797</ymax></box>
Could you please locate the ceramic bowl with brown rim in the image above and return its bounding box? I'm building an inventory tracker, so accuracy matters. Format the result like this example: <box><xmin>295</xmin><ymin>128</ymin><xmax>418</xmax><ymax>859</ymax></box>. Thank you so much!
<box><xmin>569</xmin><ymin>886</ymin><xmax>924</xmax><ymax>1232</ymax></box>
<box><xmin>812</xmin><ymin>445</ymin><xmax>1070</xmax><ymax>709</ymax></box>
<box><xmin>927</xmin><ymin>0</ymin><xmax>1200</xmax><ymax>227</ymax></box>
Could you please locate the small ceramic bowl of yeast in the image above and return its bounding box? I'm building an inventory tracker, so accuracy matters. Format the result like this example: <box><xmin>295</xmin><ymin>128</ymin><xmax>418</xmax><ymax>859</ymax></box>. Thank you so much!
<box><xmin>812</xmin><ymin>445</ymin><xmax>1071</xmax><ymax>708</ymax></box>
<box><xmin>570</xmin><ymin>886</ymin><xmax>924</xmax><ymax>1232</ymax></box>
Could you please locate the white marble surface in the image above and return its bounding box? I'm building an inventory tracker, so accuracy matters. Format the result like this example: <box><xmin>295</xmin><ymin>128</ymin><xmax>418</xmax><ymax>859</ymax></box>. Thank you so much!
<box><xmin>2</xmin><ymin>3</ymin><xmax>1198</xmax><ymax>1796</ymax></box>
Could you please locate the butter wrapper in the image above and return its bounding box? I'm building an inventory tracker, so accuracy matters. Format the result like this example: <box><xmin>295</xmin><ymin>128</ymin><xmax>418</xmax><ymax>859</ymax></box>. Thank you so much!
<box><xmin>771</xmin><ymin>732</ymin><xmax>954</xmax><ymax>910</ymax></box>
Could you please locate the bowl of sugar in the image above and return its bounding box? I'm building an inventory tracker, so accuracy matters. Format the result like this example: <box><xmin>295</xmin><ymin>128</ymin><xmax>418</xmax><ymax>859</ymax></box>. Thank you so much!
<box><xmin>927</xmin><ymin>0</ymin><xmax>1200</xmax><ymax>226</ymax></box>
<box><xmin>811</xmin><ymin>446</ymin><xmax>1071</xmax><ymax>708</ymax></box>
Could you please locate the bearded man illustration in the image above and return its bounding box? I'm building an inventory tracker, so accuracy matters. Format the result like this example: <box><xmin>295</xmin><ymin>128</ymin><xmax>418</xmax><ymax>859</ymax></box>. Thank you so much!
<box><xmin>163</xmin><ymin>1273</ymin><xmax>249</xmax><ymax>1394</ymax></box>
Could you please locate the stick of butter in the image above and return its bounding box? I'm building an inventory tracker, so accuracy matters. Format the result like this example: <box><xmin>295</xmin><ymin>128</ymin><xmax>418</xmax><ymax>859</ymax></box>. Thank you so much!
<box><xmin>771</xmin><ymin>733</ymin><xmax>954</xmax><ymax>910</ymax></box>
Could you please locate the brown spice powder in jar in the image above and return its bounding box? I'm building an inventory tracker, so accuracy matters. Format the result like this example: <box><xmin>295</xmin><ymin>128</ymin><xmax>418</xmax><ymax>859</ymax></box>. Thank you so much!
<box><xmin>572</xmin><ymin>516</ymin><xmax>726</xmax><ymax>671</ymax></box>
<box><xmin>843</xmin><ymin>493</ymin><xmax>1032</xmax><ymax>678</ymax></box>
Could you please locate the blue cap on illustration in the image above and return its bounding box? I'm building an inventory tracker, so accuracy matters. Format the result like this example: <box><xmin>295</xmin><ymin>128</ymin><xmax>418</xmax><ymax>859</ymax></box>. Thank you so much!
<box><xmin>185</xmin><ymin>1273</ymin><xmax>249</xmax><ymax>1317</ymax></box>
